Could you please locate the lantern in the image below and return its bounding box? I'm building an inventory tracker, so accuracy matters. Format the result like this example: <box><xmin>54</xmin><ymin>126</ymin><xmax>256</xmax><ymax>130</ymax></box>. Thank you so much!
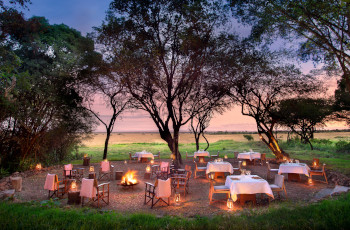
<box><xmin>175</xmin><ymin>193</ymin><xmax>181</xmax><ymax>205</ymax></box>
<box><xmin>124</xmin><ymin>160</ymin><xmax>127</xmax><ymax>164</ymax></box>
<box><xmin>199</xmin><ymin>157</ymin><xmax>205</xmax><ymax>163</ymax></box>
<box><xmin>146</xmin><ymin>165</ymin><xmax>151</xmax><ymax>173</ymax></box>
<box><xmin>210</xmin><ymin>173</ymin><xmax>215</xmax><ymax>180</ymax></box>
<box><xmin>227</xmin><ymin>198</ymin><xmax>234</xmax><ymax>210</ymax></box>
<box><xmin>224</xmin><ymin>155</ymin><xmax>228</xmax><ymax>160</ymax></box>
<box><xmin>308</xmin><ymin>178</ymin><xmax>314</xmax><ymax>186</ymax></box>
<box><xmin>242</xmin><ymin>161</ymin><xmax>247</xmax><ymax>167</ymax></box>
<box><xmin>171</xmin><ymin>154</ymin><xmax>175</xmax><ymax>160</ymax></box>
<box><xmin>150</xmin><ymin>159</ymin><xmax>154</xmax><ymax>164</ymax></box>
<box><xmin>84</xmin><ymin>154</ymin><xmax>88</xmax><ymax>158</ymax></box>
<box><xmin>35</xmin><ymin>163</ymin><xmax>42</xmax><ymax>171</ymax></box>
<box><xmin>313</xmin><ymin>160</ymin><xmax>318</xmax><ymax>167</ymax></box>
<box><xmin>283</xmin><ymin>156</ymin><xmax>287</xmax><ymax>162</ymax></box>
<box><xmin>71</xmin><ymin>180</ymin><xmax>77</xmax><ymax>192</ymax></box>
<box><xmin>89</xmin><ymin>166</ymin><xmax>94</xmax><ymax>172</ymax></box>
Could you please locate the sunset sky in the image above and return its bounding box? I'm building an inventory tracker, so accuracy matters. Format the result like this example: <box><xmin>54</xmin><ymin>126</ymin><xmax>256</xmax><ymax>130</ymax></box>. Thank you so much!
<box><xmin>23</xmin><ymin>0</ymin><xmax>347</xmax><ymax>132</ymax></box>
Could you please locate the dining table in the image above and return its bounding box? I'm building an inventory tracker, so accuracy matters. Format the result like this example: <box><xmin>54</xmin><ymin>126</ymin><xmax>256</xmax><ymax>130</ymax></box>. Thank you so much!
<box><xmin>278</xmin><ymin>163</ymin><xmax>310</xmax><ymax>182</ymax></box>
<box><xmin>194</xmin><ymin>150</ymin><xmax>210</xmax><ymax>162</ymax></box>
<box><xmin>134</xmin><ymin>151</ymin><xmax>154</xmax><ymax>163</ymax></box>
<box><xmin>225</xmin><ymin>174</ymin><xmax>274</xmax><ymax>205</ymax></box>
<box><xmin>206</xmin><ymin>161</ymin><xmax>233</xmax><ymax>179</ymax></box>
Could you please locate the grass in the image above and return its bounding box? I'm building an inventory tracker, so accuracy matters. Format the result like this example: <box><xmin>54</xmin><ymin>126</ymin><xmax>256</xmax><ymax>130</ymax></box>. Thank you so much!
<box><xmin>1</xmin><ymin>194</ymin><xmax>350</xmax><ymax>229</ymax></box>
<box><xmin>75</xmin><ymin>138</ymin><xmax>350</xmax><ymax>175</ymax></box>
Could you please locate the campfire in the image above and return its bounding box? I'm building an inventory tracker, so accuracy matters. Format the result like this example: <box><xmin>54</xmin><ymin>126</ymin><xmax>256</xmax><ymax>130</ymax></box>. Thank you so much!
<box><xmin>121</xmin><ymin>170</ymin><xmax>138</xmax><ymax>186</ymax></box>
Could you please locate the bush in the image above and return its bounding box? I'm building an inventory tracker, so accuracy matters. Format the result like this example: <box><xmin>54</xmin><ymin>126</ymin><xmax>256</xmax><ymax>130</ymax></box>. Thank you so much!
<box><xmin>243</xmin><ymin>134</ymin><xmax>254</xmax><ymax>141</ymax></box>
<box><xmin>336</xmin><ymin>141</ymin><xmax>350</xmax><ymax>153</ymax></box>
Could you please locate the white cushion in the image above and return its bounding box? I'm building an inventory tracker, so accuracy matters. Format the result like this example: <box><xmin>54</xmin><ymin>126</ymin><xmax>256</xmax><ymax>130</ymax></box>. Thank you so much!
<box><xmin>270</xmin><ymin>169</ymin><xmax>279</xmax><ymax>172</ymax></box>
<box><xmin>214</xmin><ymin>185</ymin><xmax>230</xmax><ymax>191</ymax></box>
<box><xmin>197</xmin><ymin>167</ymin><xmax>207</xmax><ymax>170</ymax></box>
<box><xmin>269</xmin><ymin>184</ymin><xmax>280</xmax><ymax>189</ymax></box>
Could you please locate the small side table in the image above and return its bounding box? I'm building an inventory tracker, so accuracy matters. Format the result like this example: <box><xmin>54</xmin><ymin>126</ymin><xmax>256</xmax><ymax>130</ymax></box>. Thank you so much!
<box><xmin>83</xmin><ymin>157</ymin><xmax>90</xmax><ymax>166</ymax></box>
<box><xmin>88</xmin><ymin>172</ymin><xmax>96</xmax><ymax>179</ymax></box>
<box><xmin>67</xmin><ymin>191</ymin><xmax>81</xmax><ymax>205</ymax></box>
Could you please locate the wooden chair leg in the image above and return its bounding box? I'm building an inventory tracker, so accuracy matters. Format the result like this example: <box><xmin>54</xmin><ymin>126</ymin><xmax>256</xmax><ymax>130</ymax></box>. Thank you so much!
<box><xmin>324</xmin><ymin>173</ymin><xmax>328</xmax><ymax>184</ymax></box>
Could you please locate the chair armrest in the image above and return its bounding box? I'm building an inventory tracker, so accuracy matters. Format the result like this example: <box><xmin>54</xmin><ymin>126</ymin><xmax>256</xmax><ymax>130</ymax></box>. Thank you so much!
<box><xmin>145</xmin><ymin>182</ymin><xmax>155</xmax><ymax>187</ymax></box>
<box><xmin>98</xmin><ymin>182</ymin><xmax>110</xmax><ymax>188</ymax></box>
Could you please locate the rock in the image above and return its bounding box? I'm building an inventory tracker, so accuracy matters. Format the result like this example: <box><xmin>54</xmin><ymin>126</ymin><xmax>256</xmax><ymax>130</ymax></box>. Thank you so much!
<box><xmin>10</xmin><ymin>177</ymin><xmax>22</xmax><ymax>192</ymax></box>
<box><xmin>0</xmin><ymin>189</ymin><xmax>15</xmax><ymax>199</ymax></box>
<box><xmin>331</xmin><ymin>185</ymin><xmax>350</xmax><ymax>195</ymax></box>
<box><xmin>313</xmin><ymin>188</ymin><xmax>333</xmax><ymax>200</ymax></box>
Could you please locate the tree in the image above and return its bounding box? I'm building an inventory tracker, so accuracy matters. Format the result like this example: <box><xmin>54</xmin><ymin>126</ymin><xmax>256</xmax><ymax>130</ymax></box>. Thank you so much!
<box><xmin>95</xmin><ymin>0</ymin><xmax>230</xmax><ymax>165</ymax></box>
<box><xmin>84</xmin><ymin>70</ymin><xmax>131</xmax><ymax>160</ymax></box>
<box><xmin>275</xmin><ymin>98</ymin><xmax>332</xmax><ymax>150</ymax></box>
<box><xmin>0</xmin><ymin>16</ymin><xmax>98</xmax><ymax>170</ymax></box>
<box><xmin>221</xmin><ymin>46</ymin><xmax>320</xmax><ymax>159</ymax></box>
<box><xmin>190</xmin><ymin>110</ymin><xmax>213</xmax><ymax>151</ymax></box>
<box><xmin>333</xmin><ymin>78</ymin><xmax>350</xmax><ymax>125</ymax></box>
<box><xmin>230</xmin><ymin>0</ymin><xmax>350</xmax><ymax>93</ymax></box>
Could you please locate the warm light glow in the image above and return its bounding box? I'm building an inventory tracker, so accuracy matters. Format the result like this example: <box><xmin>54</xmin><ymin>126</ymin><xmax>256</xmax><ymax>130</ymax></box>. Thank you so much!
<box><xmin>121</xmin><ymin>170</ymin><xmax>138</xmax><ymax>185</ymax></box>
<box><xmin>71</xmin><ymin>180</ymin><xmax>77</xmax><ymax>191</ymax></box>
<box><xmin>308</xmin><ymin>178</ymin><xmax>314</xmax><ymax>186</ymax></box>
<box><xmin>224</xmin><ymin>155</ymin><xmax>228</xmax><ymax>159</ymax></box>
<box><xmin>283</xmin><ymin>156</ymin><xmax>287</xmax><ymax>162</ymax></box>
<box><xmin>150</xmin><ymin>159</ymin><xmax>154</xmax><ymax>164</ymax></box>
<box><xmin>124</xmin><ymin>160</ymin><xmax>127</xmax><ymax>164</ymax></box>
<box><xmin>171</xmin><ymin>154</ymin><xmax>175</xmax><ymax>160</ymax></box>
<box><xmin>313</xmin><ymin>161</ymin><xmax>317</xmax><ymax>167</ymax></box>
<box><xmin>227</xmin><ymin>198</ymin><xmax>234</xmax><ymax>209</ymax></box>
<box><xmin>35</xmin><ymin>163</ymin><xmax>42</xmax><ymax>170</ymax></box>
<box><xmin>199</xmin><ymin>157</ymin><xmax>205</xmax><ymax>163</ymax></box>
<box><xmin>89</xmin><ymin>166</ymin><xmax>94</xmax><ymax>172</ymax></box>
<box><xmin>146</xmin><ymin>165</ymin><xmax>151</xmax><ymax>173</ymax></box>
<box><xmin>175</xmin><ymin>193</ymin><xmax>181</xmax><ymax>205</ymax></box>
<box><xmin>242</xmin><ymin>161</ymin><xmax>247</xmax><ymax>167</ymax></box>
<box><xmin>210</xmin><ymin>173</ymin><xmax>215</xmax><ymax>180</ymax></box>
<box><xmin>84</xmin><ymin>154</ymin><xmax>88</xmax><ymax>158</ymax></box>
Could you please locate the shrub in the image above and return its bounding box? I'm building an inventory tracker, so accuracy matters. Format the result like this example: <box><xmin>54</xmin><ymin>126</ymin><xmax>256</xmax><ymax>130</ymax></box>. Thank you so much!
<box><xmin>336</xmin><ymin>141</ymin><xmax>350</xmax><ymax>153</ymax></box>
<box><xmin>243</xmin><ymin>134</ymin><xmax>254</xmax><ymax>141</ymax></box>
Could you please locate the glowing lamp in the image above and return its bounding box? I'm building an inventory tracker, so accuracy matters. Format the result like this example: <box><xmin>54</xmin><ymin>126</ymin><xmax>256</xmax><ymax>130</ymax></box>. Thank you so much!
<box><xmin>84</xmin><ymin>154</ymin><xmax>88</xmax><ymax>158</ymax></box>
<box><xmin>103</xmin><ymin>159</ymin><xmax>108</xmax><ymax>162</ymax></box>
<box><xmin>150</xmin><ymin>159</ymin><xmax>154</xmax><ymax>164</ymax></box>
<box><xmin>224</xmin><ymin>155</ymin><xmax>228</xmax><ymax>159</ymax></box>
<box><xmin>71</xmin><ymin>180</ymin><xmax>77</xmax><ymax>192</ymax></box>
<box><xmin>199</xmin><ymin>157</ymin><xmax>205</xmax><ymax>163</ymax></box>
<box><xmin>210</xmin><ymin>173</ymin><xmax>215</xmax><ymax>180</ymax></box>
<box><xmin>35</xmin><ymin>163</ymin><xmax>42</xmax><ymax>171</ymax></box>
<box><xmin>283</xmin><ymin>156</ymin><xmax>287</xmax><ymax>162</ymax></box>
<box><xmin>146</xmin><ymin>165</ymin><xmax>151</xmax><ymax>173</ymax></box>
<box><xmin>308</xmin><ymin>178</ymin><xmax>314</xmax><ymax>186</ymax></box>
<box><xmin>313</xmin><ymin>161</ymin><xmax>318</xmax><ymax>167</ymax></box>
<box><xmin>89</xmin><ymin>166</ymin><xmax>94</xmax><ymax>172</ymax></box>
<box><xmin>124</xmin><ymin>160</ymin><xmax>127</xmax><ymax>164</ymax></box>
<box><xmin>227</xmin><ymin>198</ymin><xmax>234</xmax><ymax>210</ymax></box>
<box><xmin>242</xmin><ymin>161</ymin><xmax>247</xmax><ymax>167</ymax></box>
<box><xmin>174</xmin><ymin>193</ymin><xmax>181</xmax><ymax>205</ymax></box>
<box><xmin>171</xmin><ymin>154</ymin><xmax>175</xmax><ymax>160</ymax></box>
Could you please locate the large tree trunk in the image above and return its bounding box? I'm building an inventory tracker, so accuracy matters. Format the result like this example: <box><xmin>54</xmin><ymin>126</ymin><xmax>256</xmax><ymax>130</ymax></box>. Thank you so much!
<box><xmin>202</xmin><ymin>132</ymin><xmax>209</xmax><ymax>151</ymax></box>
<box><xmin>195</xmin><ymin>133</ymin><xmax>200</xmax><ymax>151</ymax></box>
<box><xmin>257</xmin><ymin>122</ymin><xmax>289</xmax><ymax>160</ymax></box>
<box><xmin>103</xmin><ymin>129</ymin><xmax>111</xmax><ymax>160</ymax></box>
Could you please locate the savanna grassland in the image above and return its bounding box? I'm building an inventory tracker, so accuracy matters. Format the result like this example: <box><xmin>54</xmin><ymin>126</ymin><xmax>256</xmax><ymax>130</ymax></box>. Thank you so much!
<box><xmin>78</xmin><ymin>132</ymin><xmax>350</xmax><ymax>175</ymax></box>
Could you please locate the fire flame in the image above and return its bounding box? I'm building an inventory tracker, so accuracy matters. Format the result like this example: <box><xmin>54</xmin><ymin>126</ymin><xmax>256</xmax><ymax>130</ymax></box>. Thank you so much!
<box><xmin>71</xmin><ymin>181</ymin><xmax>77</xmax><ymax>191</ymax></box>
<box><xmin>35</xmin><ymin>163</ymin><xmax>42</xmax><ymax>170</ymax></box>
<box><xmin>121</xmin><ymin>170</ymin><xmax>138</xmax><ymax>185</ymax></box>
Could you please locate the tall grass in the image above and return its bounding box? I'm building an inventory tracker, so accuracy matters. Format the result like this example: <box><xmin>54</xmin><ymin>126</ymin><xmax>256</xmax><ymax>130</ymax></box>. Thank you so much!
<box><xmin>1</xmin><ymin>194</ymin><xmax>350</xmax><ymax>229</ymax></box>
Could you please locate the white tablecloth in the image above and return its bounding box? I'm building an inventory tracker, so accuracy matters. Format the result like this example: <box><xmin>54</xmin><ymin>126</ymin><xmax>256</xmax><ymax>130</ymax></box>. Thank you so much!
<box><xmin>278</xmin><ymin>163</ymin><xmax>310</xmax><ymax>177</ymax></box>
<box><xmin>135</xmin><ymin>151</ymin><xmax>154</xmax><ymax>161</ymax></box>
<box><xmin>237</xmin><ymin>152</ymin><xmax>261</xmax><ymax>161</ymax></box>
<box><xmin>194</xmin><ymin>150</ymin><xmax>210</xmax><ymax>158</ymax></box>
<box><xmin>225</xmin><ymin>175</ymin><xmax>274</xmax><ymax>202</ymax></box>
<box><xmin>206</xmin><ymin>161</ymin><xmax>234</xmax><ymax>174</ymax></box>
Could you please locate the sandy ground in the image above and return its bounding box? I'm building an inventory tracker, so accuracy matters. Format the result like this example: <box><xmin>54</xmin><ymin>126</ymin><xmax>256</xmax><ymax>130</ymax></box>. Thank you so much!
<box><xmin>82</xmin><ymin>132</ymin><xmax>350</xmax><ymax>147</ymax></box>
<box><xmin>15</xmin><ymin>159</ymin><xmax>332</xmax><ymax>217</ymax></box>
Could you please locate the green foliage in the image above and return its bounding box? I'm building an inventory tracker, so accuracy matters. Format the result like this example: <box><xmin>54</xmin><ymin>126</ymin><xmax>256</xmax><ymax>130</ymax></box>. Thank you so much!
<box><xmin>335</xmin><ymin>141</ymin><xmax>350</xmax><ymax>154</ymax></box>
<box><xmin>1</xmin><ymin>194</ymin><xmax>350</xmax><ymax>229</ymax></box>
<box><xmin>243</xmin><ymin>134</ymin><xmax>254</xmax><ymax>141</ymax></box>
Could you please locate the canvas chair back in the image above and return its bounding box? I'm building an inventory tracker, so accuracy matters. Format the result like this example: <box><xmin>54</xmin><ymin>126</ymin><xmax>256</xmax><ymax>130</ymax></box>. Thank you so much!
<box><xmin>64</xmin><ymin>164</ymin><xmax>73</xmax><ymax>176</ymax></box>
<box><xmin>238</xmin><ymin>161</ymin><xmax>242</xmax><ymax>170</ymax></box>
<box><xmin>160</xmin><ymin>162</ymin><xmax>169</xmax><ymax>173</ymax></box>
<box><xmin>44</xmin><ymin>174</ymin><xmax>58</xmax><ymax>191</ymax></box>
<box><xmin>274</xmin><ymin>174</ymin><xmax>284</xmax><ymax>188</ymax></box>
<box><xmin>155</xmin><ymin>178</ymin><xmax>171</xmax><ymax>198</ymax></box>
<box><xmin>101</xmin><ymin>161</ymin><xmax>110</xmax><ymax>172</ymax></box>
<box><xmin>80</xmin><ymin>178</ymin><xmax>97</xmax><ymax>198</ymax></box>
